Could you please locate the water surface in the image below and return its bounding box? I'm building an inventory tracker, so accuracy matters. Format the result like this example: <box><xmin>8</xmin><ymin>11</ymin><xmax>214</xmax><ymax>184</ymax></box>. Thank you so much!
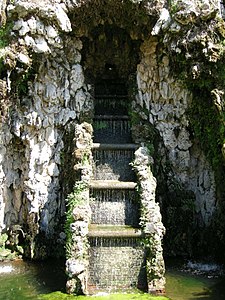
<box><xmin>165</xmin><ymin>260</ymin><xmax>225</xmax><ymax>300</ymax></box>
<box><xmin>0</xmin><ymin>259</ymin><xmax>225</xmax><ymax>300</ymax></box>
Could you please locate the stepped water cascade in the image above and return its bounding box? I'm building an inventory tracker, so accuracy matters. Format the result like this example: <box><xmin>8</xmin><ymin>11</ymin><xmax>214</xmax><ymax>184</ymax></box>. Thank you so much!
<box><xmin>2</xmin><ymin>0</ymin><xmax>225</xmax><ymax>298</ymax></box>
<box><xmin>65</xmin><ymin>75</ymin><xmax>165</xmax><ymax>295</ymax></box>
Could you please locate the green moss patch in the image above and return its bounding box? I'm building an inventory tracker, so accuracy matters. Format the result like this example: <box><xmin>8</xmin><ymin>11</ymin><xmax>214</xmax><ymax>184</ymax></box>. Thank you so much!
<box><xmin>38</xmin><ymin>291</ymin><xmax>170</xmax><ymax>300</ymax></box>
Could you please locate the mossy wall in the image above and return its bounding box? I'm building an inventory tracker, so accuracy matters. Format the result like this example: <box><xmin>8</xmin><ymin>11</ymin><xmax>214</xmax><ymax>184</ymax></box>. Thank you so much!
<box><xmin>0</xmin><ymin>0</ymin><xmax>225</xmax><ymax>263</ymax></box>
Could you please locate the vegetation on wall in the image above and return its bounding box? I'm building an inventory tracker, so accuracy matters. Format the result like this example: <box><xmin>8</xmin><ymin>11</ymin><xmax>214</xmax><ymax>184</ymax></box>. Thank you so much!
<box><xmin>164</xmin><ymin>14</ymin><xmax>225</xmax><ymax>260</ymax></box>
<box><xmin>65</xmin><ymin>181</ymin><xmax>87</xmax><ymax>258</ymax></box>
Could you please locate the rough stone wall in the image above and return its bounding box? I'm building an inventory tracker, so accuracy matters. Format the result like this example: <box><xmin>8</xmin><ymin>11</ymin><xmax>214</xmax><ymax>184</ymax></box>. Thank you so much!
<box><xmin>134</xmin><ymin>36</ymin><xmax>216</xmax><ymax>227</ymax></box>
<box><xmin>0</xmin><ymin>1</ymin><xmax>93</xmax><ymax>257</ymax></box>
<box><xmin>0</xmin><ymin>0</ymin><xmax>224</xmax><ymax>263</ymax></box>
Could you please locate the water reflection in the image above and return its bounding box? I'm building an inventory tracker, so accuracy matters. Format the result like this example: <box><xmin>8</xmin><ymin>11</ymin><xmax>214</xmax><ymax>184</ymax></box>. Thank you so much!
<box><xmin>166</xmin><ymin>259</ymin><xmax>225</xmax><ymax>300</ymax></box>
<box><xmin>0</xmin><ymin>259</ymin><xmax>66</xmax><ymax>300</ymax></box>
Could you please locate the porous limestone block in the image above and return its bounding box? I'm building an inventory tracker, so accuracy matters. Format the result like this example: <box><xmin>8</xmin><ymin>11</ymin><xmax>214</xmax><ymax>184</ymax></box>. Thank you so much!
<box><xmin>70</xmin><ymin>64</ymin><xmax>84</xmax><ymax>95</ymax></box>
<box><xmin>70</xmin><ymin>221</ymin><xmax>88</xmax><ymax>237</ymax></box>
<box><xmin>66</xmin><ymin>258</ymin><xmax>85</xmax><ymax>276</ymax></box>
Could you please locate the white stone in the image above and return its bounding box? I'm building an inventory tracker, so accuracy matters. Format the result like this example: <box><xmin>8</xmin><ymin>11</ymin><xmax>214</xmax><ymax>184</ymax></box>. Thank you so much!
<box><xmin>160</xmin><ymin>82</ymin><xmax>168</xmax><ymax>99</ymax></box>
<box><xmin>13</xmin><ymin>19</ymin><xmax>23</xmax><ymax>31</ymax></box>
<box><xmin>33</xmin><ymin>38</ymin><xmax>50</xmax><ymax>53</ymax></box>
<box><xmin>19</xmin><ymin>21</ymin><xmax>30</xmax><ymax>36</ymax></box>
<box><xmin>177</xmin><ymin>128</ymin><xmax>192</xmax><ymax>150</ymax></box>
<box><xmin>47</xmin><ymin>162</ymin><xmax>59</xmax><ymax>177</ymax></box>
<box><xmin>36</xmin><ymin>20</ymin><xmax>45</xmax><ymax>35</ymax></box>
<box><xmin>27</xmin><ymin>17</ymin><xmax>37</xmax><ymax>34</ymax></box>
<box><xmin>70</xmin><ymin>221</ymin><xmax>88</xmax><ymax>237</ymax></box>
<box><xmin>45</xmin><ymin>83</ymin><xmax>57</xmax><ymax>100</ymax></box>
<box><xmin>75</xmin><ymin>89</ymin><xmax>86</xmax><ymax>112</ymax></box>
<box><xmin>24</xmin><ymin>36</ymin><xmax>35</xmax><ymax>48</ymax></box>
<box><xmin>45</xmin><ymin>25</ymin><xmax>58</xmax><ymax>38</ymax></box>
<box><xmin>38</xmin><ymin>143</ymin><xmax>51</xmax><ymax>164</ymax></box>
<box><xmin>66</xmin><ymin>259</ymin><xmax>85</xmax><ymax>276</ymax></box>
<box><xmin>55</xmin><ymin>4</ymin><xmax>72</xmax><ymax>32</ymax></box>
<box><xmin>151</xmin><ymin>8</ymin><xmax>171</xmax><ymax>35</ymax></box>
<box><xmin>17</xmin><ymin>53</ymin><xmax>30</xmax><ymax>65</ymax></box>
<box><xmin>169</xmin><ymin>21</ymin><xmax>181</xmax><ymax>33</ymax></box>
<box><xmin>70</xmin><ymin>64</ymin><xmax>84</xmax><ymax>93</ymax></box>
<box><xmin>45</xmin><ymin>127</ymin><xmax>58</xmax><ymax>146</ymax></box>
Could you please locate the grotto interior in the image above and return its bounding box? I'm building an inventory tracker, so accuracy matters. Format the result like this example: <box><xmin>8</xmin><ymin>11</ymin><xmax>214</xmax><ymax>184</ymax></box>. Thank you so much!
<box><xmin>1</xmin><ymin>0</ymin><xmax>225</xmax><ymax>296</ymax></box>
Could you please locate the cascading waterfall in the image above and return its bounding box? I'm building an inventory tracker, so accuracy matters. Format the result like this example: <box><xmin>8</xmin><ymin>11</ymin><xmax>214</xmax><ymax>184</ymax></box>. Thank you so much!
<box><xmin>90</xmin><ymin>189</ymin><xmax>139</xmax><ymax>226</ymax></box>
<box><xmin>93</xmin><ymin>119</ymin><xmax>131</xmax><ymax>143</ymax></box>
<box><xmin>87</xmin><ymin>79</ymin><xmax>148</xmax><ymax>293</ymax></box>
<box><xmin>92</xmin><ymin>149</ymin><xmax>135</xmax><ymax>181</ymax></box>
<box><xmin>88</xmin><ymin>236</ymin><xmax>147</xmax><ymax>292</ymax></box>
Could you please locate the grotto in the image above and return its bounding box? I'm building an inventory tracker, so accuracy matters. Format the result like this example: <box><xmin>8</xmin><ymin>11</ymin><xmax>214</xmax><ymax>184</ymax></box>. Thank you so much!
<box><xmin>0</xmin><ymin>0</ymin><xmax>225</xmax><ymax>296</ymax></box>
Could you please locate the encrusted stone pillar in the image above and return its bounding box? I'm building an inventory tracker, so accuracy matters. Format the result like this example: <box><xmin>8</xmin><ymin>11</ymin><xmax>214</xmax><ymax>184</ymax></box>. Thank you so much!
<box><xmin>66</xmin><ymin>122</ymin><xmax>93</xmax><ymax>295</ymax></box>
<box><xmin>132</xmin><ymin>146</ymin><xmax>165</xmax><ymax>293</ymax></box>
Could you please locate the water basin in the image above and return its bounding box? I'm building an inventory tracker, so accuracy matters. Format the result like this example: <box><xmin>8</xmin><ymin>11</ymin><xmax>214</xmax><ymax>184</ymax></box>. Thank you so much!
<box><xmin>0</xmin><ymin>259</ymin><xmax>225</xmax><ymax>299</ymax></box>
<box><xmin>165</xmin><ymin>259</ymin><xmax>225</xmax><ymax>300</ymax></box>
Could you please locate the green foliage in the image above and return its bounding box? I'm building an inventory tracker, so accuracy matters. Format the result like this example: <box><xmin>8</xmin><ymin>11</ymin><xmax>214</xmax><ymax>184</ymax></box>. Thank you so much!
<box><xmin>168</xmin><ymin>0</ymin><xmax>179</xmax><ymax>15</ymax></box>
<box><xmin>0</xmin><ymin>22</ymin><xmax>13</xmax><ymax>49</ymax></box>
<box><xmin>145</xmin><ymin>142</ymin><xmax>154</xmax><ymax>157</ymax></box>
<box><xmin>16</xmin><ymin>67</ymin><xmax>35</xmax><ymax>97</ymax></box>
<box><xmin>0</xmin><ymin>233</ymin><xmax>8</xmax><ymax>246</ymax></box>
<box><xmin>64</xmin><ymin>182</ymin><xmax>87</xmax><ymax>258</ymax></box>
<box><xmin>188</xmin><ymin>89</ymin><xmax>224</xmax><ymax>170</ymax></box>
<box><xmin>93</xmin><ymin>120</ymin><xmax>108</xmax><ymax>130</ymax></box>
<box><xmin>129</xmin><ymin>110</ymin><xmax>141</xmax><ymax>125</ymax></box>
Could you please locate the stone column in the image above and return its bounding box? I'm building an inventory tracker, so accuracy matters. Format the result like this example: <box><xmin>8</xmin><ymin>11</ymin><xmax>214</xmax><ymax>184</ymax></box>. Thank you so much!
<box><xmin>66</xmin><ymin>122</ymin><xmax>93</xmax><ymax>295</ymax></box>
<box><xmin>132</xmin><ymin>146</ymin><xmax>165</xmax><ymax>294</ymax></box>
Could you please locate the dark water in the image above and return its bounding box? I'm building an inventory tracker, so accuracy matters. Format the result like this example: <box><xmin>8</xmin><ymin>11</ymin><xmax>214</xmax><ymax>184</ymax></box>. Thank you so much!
<box><xmin>165</xmin><ymin>260</ymin><xmax>225</xmax><ymax>300</ymax></box>
<box><xmin>0</xmin><ymin>259</ymin><xmax>66</xmax><ymax>300</ymax></box>
<box><xmin>0</xmin><ymin>259</ymin><xmax>225</xmax><ymax>300</ymax></box>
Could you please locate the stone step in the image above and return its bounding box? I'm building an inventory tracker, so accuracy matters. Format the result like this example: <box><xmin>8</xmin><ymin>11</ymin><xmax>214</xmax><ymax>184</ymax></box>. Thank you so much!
<box><xmin>92</xmin><ymin>143</ymin><xmax>138</xmax><ymax>150</ymax></box>
<box><xmin>89</xmin><ymin>180</ymin><xmax>137</xmax><ymax>189</ymax></box>
<box><xmin>88</xmin><ymin>225</ymin><xmax>143</xmax><ymax>238</ymax></box>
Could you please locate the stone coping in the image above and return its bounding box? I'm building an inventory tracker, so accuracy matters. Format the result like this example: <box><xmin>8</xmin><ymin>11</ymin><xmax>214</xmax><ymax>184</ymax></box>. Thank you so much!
<box><xmin>88</xmin><ymin>225</ymin><xmax>143</xmax><ymax>238</ymax></box>
<box><xmin>92</xmin><ymin>143</ymin><xmax>138</xmax><ymax>150</ymax></box>
<box><xmin>89</xmin><ymin>180</ymin><xmax>137</xmax><ymax>189</ymax></box>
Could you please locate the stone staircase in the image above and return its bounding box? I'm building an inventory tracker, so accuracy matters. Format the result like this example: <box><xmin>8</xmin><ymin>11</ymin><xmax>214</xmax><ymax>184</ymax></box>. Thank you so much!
<box><xmin>87</xmin><ymin>90</ymin><xmax>147</xmax><ymax>293</ymax></box>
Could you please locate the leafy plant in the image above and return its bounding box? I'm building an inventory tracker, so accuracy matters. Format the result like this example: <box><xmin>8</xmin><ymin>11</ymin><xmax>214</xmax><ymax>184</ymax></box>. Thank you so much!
<box><xmin>64</xmin><ymin>181</ymin><xmax>88</xmax><ymax>258</ymax></box>
<box><xmin>93</xmin><ymin>120</ymin><xmax>108</xmax><ymax>130</ymax></box>
<box><xmin>0</xmin><ymin>22</ymin><xmax>13</xmax><ymax>49</ymax></box>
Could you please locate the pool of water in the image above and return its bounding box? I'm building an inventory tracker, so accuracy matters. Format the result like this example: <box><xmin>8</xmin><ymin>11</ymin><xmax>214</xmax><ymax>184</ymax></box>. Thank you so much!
<box><xmin>165</xmin><ymin>260</ymin><xmax>225</xmax><ymax>300</ymax></box>
<box><xmin>0</xmin><ymin>259</ymin><xmax>225</xmax><ymax>300</ymax></box>
<box><xmin>0</xmin><ymin>259</ymin><xmax>66</xmax><ymax>300</ymax></box>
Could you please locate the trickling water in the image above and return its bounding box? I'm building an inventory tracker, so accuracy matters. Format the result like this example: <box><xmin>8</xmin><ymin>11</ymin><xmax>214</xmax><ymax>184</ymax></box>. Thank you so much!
<box><xmin>93</xmin><ymin>119</ymin><xmax>132</xmax><ymax>143</ymax></box>
<box><xmin>90</xmin><ymin>189</ymin><xmax>139</xmax><ymax>226</ymax></box>
<box><xmin>93</xmin><ymin>149</ymin><xmax>135</xmax><ymax>181</ymax></box>
<box><xmin>88</xmin><ymin>237</ymin><xmax>147</xmax><ymax>293</ymax></box>
<box><xmin>94</xmin><ymin>97</ymin><xmax>128</xmax><ymax>115</ymax></box>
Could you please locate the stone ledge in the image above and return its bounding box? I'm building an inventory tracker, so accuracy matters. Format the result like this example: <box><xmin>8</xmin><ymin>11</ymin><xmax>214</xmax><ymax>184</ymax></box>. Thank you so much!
<box><xmin>88</xmin><ymin>225</ymin><xmax>143</xmax><ymax>237</ymax></box>
<box><xmin>92</xmin><ymin>143</ymin><xmax>138</xmax><ymax>150</ymax></box>
<box><xmin>89</xmin><ymin>180</ymin><xmax>137</xmax><ymax>189</ymax></box>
